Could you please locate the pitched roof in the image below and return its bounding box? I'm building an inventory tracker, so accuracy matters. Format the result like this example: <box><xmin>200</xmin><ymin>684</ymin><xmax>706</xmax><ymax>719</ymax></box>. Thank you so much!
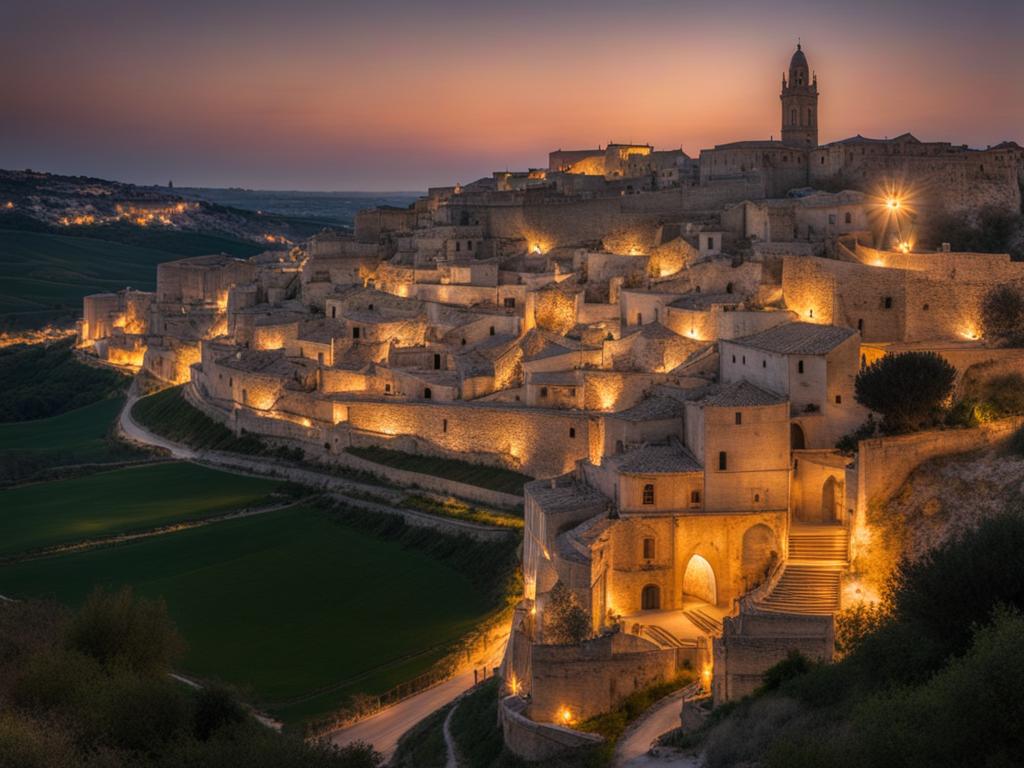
<box><xmin>610</xmin><ymin>395</ymin><xmax>686</xmax><ymax>422</ymax></box>
<box><xmin>615</xmin><ymin>441</ymin><xmax>702</xmax><ymax>474</ymax></box>
<box><xmin>731</xmin><ymin>322</ymin><xmax>855</xmax><ymax>355</ymax></box>
<box><xmin>701</xmin><ymin>380</ymin><xmax>786</xmax><ymax>408</ymax></box>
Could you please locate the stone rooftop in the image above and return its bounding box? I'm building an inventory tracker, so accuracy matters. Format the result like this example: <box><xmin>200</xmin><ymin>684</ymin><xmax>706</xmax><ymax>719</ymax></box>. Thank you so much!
<box><xmin>731</xmin><ymin>322</ymin><xmax>855</xmax><ymax>355</ymax></box>
<box><xmin>612</xmin><ymin>439</ymin><xmax>702</xmax><ymax>474</ymax></box>
<box><xmin>701</xmin><ymin>380</ymin><xmax>787</xmax><ymax>408</ymax></box>
<box><xmin>610</xmin><ymin>395</ymin><xmax>686</xmax><ymax>422</ymax></box>
<box><xmin>669</xmin><ymin>293</ymin><xmax>739</xmax><ymax>310</ymax></box>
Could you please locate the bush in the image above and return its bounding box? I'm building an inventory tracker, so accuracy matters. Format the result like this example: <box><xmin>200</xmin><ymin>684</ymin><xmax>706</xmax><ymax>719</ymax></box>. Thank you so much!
<box><xmin>835</xmin><ymin>415</ymin><xmax>878</xmax><ymax>453</ymax></box>
<box><xmin>980</xmin><ymin>284</ymin><xmax>1024</xmax><ymax>346</ymax></box>
<box><xmin>544</xmin><ymin>581</ymin><xmax>591</xmax><ymax>645</ymax></box>
<box><xmin>757</xmin><ymin>650</ymin><xmax>811</xmax><ymax>694</ymax></box>
<box><xmin>66</xmin><ymin>587</ymin><xmax>185</xmax><ymax>676</ymax></box>
<box><xmin>854</xmin><ymin>352</ymin><xmax>956</xmax><ymax>432</ymax></box>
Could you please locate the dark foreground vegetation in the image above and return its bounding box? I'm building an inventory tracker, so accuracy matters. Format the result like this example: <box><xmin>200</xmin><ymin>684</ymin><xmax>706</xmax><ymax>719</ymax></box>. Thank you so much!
<box><xmin>0</xmin><ymin>338</ymin><xmax>127</xmax><ymax>422</ymax></box>
<box><xmin>693</xmin><ymin>510</ymin><xmax>1024</xmax><ymax>768</ymax></box>
<box><xmin>0</xmin><ymin>588</ymin><xmax>383</xmax><ymax>768</ymax></box>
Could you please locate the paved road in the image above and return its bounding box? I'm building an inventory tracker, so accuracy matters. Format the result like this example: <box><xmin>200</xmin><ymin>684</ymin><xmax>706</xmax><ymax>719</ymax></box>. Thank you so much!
<box><xmin>118</xmin><ymin>389</ymin><xmax>197</xmax><ymax>460</ymax></box>
<box><xmin>330</xmin><ymin>632</ymin><xmax>507</xmax><ymax>761</ymax></box>
<box><xmin>615</xmin><ymin>684</ymin><xmax>700</xmax><ymax>768</ymax></box>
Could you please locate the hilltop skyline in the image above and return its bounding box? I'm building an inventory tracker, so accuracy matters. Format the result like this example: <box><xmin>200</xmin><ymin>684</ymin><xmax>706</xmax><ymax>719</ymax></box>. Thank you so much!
<box><xmin>3</xmin><ymin>0</ymin><xmax>1022</xmax><ymax>190</ymax></box>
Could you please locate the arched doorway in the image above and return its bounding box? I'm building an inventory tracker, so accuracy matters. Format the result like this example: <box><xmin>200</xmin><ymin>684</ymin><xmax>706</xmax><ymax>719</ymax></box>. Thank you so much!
<box><xmin>821</xmin><ymin>477</ymin><xmax>839</xmax><ymax>522</ymax></box>
<box><xmin>741</xmin><ymin>524</ymin><xmax>777</xmax><ymax>587</ymax></box>
<box><xmin>641</xmin><ymin>584</ymin><xmax>661</xmax><ymax>610</ymax></box>
<box><xmin>790</xmin><ymin>423</ymin><xmax>806</xmax><ymax>450</ymax></box>
<box><xmin>682</xmin><ymin>555</ymin><xmax>717</xmax><ymax>605</ymax></box>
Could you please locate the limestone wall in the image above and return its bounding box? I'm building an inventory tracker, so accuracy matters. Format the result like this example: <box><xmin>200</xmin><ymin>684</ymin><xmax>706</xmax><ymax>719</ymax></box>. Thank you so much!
<box><xmin>499</xmin><ymin>694</ymin><xmax>603</xmax><ymax>763</ymax></box>
<box><xmin>856</xmin><ymin>416</ymin><xmax>1024</xmax><ymax>518</ymax></box>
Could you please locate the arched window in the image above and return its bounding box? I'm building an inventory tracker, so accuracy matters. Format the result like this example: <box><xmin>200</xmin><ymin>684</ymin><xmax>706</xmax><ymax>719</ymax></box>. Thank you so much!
<box><xmin>844</xmin><ymin>212</ymin><xmax>852</xmax><ymax>224</ymax></box>
<box><xmin>423</xmin><ymin>387</ymin><xmax>432</xmax><ymax>400</ymax></box>
<box><xmin>642</xmin><ymin>483</ymin><xmax>655</xmax><ymax>505</ymax></box>
<box><xmin>641</xmin><ymin>584</ymin><xmax>661</xmax><ymax>610</ymax></box>
<box><xmin>642</xmin><ymin>538</ymin><xmax>655</xmax><ymax>559</ymax></box>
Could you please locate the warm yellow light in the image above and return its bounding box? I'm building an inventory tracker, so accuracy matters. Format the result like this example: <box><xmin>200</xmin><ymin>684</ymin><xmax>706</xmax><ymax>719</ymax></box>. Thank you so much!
<box><xmin>558</xmin><ymin>706</ymin><xmax>573</xmax><ymax>725</ymax></box>
<box><xmin>532</xmin><ymin>243</ymin><xmax>542</xmax><ymax>255</ymax></box>
<box><xmin>886</xmin><ymin>197</ymin><xmax>900</xmax><ymax>211</ymax></box>
<box><xmin>961</xmin><ymin>327</ymin><xmax>980</xmax><ymax>341</ymax></box>
<box><xmin>701</xmin><ymin>663</ymin><xmax>713</xmax><ymax>690</ymax></box>
<box><xmin>897</xmin><ymin>240</ymin><xmax>911</xmax><ymax>254</ymax></box>
<box><xmin>530</xmin><ymin>606</ymin><xmax>537</xmax><ymax>616</ymax></box>
<box><xmin>507</xmin><ymin>674</ymin><xmax>521</xmax><ymax>696</ymax></box>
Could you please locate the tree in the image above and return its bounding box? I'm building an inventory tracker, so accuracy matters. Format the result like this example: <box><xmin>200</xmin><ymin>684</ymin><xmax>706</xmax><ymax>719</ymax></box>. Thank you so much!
<box><xmin>544</xmin><ymin>582</ymin><xmax>590</xmax><ymax>645</ymax></box>
<box><xmin>980</xmin><ymin>284</ymin><xmax>1024</xmax><ymax>347</ymax></box>
<box><xmin>854</xmin><ymin>351</ymin><xmax>956</xmax><ymax>433</ymax></box>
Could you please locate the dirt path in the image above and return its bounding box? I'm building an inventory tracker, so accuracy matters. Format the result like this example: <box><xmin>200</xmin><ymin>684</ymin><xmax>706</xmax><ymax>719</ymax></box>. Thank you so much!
<box><xmin>614</xmin><ymin>683</ymin><xmax>701</xmax><ymax>768</ymax></box>
<box><xmin>443</xmin><ymin>701</ymin><xmax>460</xmax><ymax>768</ymax></box>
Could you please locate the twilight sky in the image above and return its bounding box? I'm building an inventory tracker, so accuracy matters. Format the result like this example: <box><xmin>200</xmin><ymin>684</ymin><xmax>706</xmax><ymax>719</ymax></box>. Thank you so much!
<box><xmin>3</xmin><ymin>0</ymin><xmax>1022</xmax><ymax>191</ymax></box>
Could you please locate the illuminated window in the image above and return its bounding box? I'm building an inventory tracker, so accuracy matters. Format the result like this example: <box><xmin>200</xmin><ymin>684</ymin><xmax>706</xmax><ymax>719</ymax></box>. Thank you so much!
<box><xmin>642</xmin><ymin>483</ymin><xmax>655</xmax><ymax>505</ymax></box>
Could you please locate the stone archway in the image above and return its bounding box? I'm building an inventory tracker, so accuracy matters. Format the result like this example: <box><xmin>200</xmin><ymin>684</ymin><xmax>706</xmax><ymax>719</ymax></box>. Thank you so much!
<box><xmin>641</xmin><ymin>584</ymin><xmax>661</xmax><ymax>610</ymax></box>
<box><xmin>790</xmin><ymin>423</ymin><xmax>806</xmax><ymax>450</ymax></box>
<box><xmin>821</xmin><ymin>476</ymin><xmax>839</xmax><ymax>522</ymax></box>
<box><xmin>741</xmin><ymin>524</ymin><xmax>777</xmax><ymax>587</ymax></box>
<box><xmin>682</xmin><ymin>554</ymin><xmax>717</xmax><ymax>605</ymax></box>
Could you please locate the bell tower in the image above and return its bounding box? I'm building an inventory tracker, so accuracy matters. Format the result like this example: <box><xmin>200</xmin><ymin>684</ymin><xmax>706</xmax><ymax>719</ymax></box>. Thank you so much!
<box><xmin>780</xmin><ymin>43</ymin><xmax>818</xmax><ymax>147</ymax></box>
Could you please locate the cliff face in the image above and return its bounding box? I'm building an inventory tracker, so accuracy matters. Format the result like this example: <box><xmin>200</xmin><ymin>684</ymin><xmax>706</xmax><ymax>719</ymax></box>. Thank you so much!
<box><xmin>859</xmin><ymin>446</ymin><xmax>1024</xmax><ymax>591</ymax></box>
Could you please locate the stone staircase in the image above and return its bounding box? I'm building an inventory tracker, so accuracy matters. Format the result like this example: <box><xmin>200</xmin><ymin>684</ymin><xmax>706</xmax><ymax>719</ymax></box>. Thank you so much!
<box><xmin>757</xmin><ymin>525</ymin><xmax>848</xmax><ymax>615</ymax></box>
<box><xmin>684</xmin><ymin>609</ymin><xmax>723</xmax><ymax>635</ymax></box>
<box><xmin>641</xmin><ymin>624</ymin><xmax>699</xmax><ymax>649</ymax></box>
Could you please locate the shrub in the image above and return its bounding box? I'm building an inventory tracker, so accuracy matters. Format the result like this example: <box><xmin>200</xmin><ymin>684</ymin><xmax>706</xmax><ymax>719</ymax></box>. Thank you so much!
<box><xmin>980</xmin><ymin>284</ymin><xmax>1024</xmax><ymax>346</ymax></box>
<box><xmin>834</xmin><ymin>601</ymin><xmax>889</xmax><ymax>656</ymax></box>
<box><xmin>757</xmin><ymin>650</ymin><xmax>811</xmax><ymax>694</ymax></box>
<box><xmin>544</xmin><ymin>581</ymin><xmax>591</xmax><ymax>645</ymax></box>
<box><xmin>854</xmin><ymin>352</ymin><xmax>956</xmax><ymax>432</ymax></box>
<box><xmin>835</xmin><ymin>415</ymin><xmax>878</xmax><ymax>453</ymax></box>
<box><xmin>66</xmin><ymin>587</ymin><xmax>185</xmax><ymax>676</ymax></box>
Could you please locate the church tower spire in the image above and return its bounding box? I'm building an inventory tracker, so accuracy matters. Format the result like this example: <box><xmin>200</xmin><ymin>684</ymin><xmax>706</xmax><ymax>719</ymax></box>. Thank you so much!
<box><xmin>780</xmin><ymin>42</ymin><xmax>819</xmax><ymax>147</ymax></box>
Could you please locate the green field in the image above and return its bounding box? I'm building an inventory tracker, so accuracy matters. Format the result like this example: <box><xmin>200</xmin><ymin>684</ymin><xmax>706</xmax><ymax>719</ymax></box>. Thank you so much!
<box><xmin>0</xmin><ymin>228</ymin><xmax>262</xmax><ymax>328</ymax></box>
<box><xmin>0</xmin><ymin>396</ymin><xmax>123</xmax><ymax>456</ymax></box>
<box><xmin>0</xmin><ymin>504</ymin><xmax>493</xmax><ymax>723</ymax></box>
<box><xmin>348</xmin><ymin>445</ymin><xmax>531</xmax><ymax>496</ymax></box>
<box><xmin>0</xmin><ymin>461</ymin><xmax>282</xmax><ymax>555</ymax></box>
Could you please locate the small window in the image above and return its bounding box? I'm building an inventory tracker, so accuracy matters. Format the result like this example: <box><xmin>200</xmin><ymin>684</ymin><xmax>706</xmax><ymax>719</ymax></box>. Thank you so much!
<box><xmin>732</xmin><ymin>355</ymin><xmax>736</xmax><ymax>363</ymax></box>
<box><xmin>317</xmin><ymin>352</ymin><xmax>324</xmax><ymax>365</ymax></box>
<box><xmin>884</xmin><ymin>296</ymin><xmax>893</xmax><ymax>309</ymax></box>
<box><xmin>443</xmin><ymin>418</ymin><xmax>448</xmax><ymax>432</ymax></box>
<box><xmin>742</xmin><ymin>355</ymin><xmax>746</xmax><ymax>365</ymax></box>
<box><xmin>735</xmin><ymin>412</ymin><xmax>742</xmax><ymax>425</ymax></box>
<box><xmin>468</xmin><ymin>240</ymin><xmax>473</xmax><ymax>251</ymax></box>
<box><xmin>433</xmin><ymin>353</ymin><xmax>441</xmax><ymax>370</ymax></box>
<box><xmin>330</xmin><ymin>306</ymin><xmax>337</xmax><ymax>318</ymax></box>
<box><xmin>762</xmin><ymin>360</ymin><xmax>766</xmax><ymax>368</ymax></box>
<box><xmin>707</xmin><ymin>236</ymin><xmax>715</xmax><ymax>250</ymax></box>
<box><xmin>642</xmin><ymin>538</ymin><xmax>655</xmax><ymax>559</ymax></box>
<box><xmin>636</xmin><ymin>312</ymin><xmax>643</xmax><ymax>325</ymax></box>
<box><xmin>828</xmin><ymin>214</ymin><xmax>836</xmax><ymax>225</ymax></box>
<box><xmin>690</xmin><ymin>490</ymin><xmax>701</xmax><ymax>504</ymax></box>
<box><xmin>718</xmin><ymin>451</ymin><xmax>727</xmax><ymax>471</ymax></box>
<box><xmin>489</xmin><ymin>326</ymin><xmax>495</xmax><ymax>336</ymax></box>
<box><xmin>540</xmin><ymin>386</ymin><xmax>548</xmax><ymax>398</ymax></box>
<box><xmin>455</xmin><ymin>241</ymin><xmax>461</xmax><ymax>252</ymax></box>
<box><xmin>922</xmin><ymin>304</ymin><xmax>929</xmax><ymax>311</ymax></box>
<box><xmin>835</xmin><ymin>395</ymin><xmax>842</xmax><ymax>404</ymax></box>
<box><xmin>569</xmin><ymin>427</ymin><xmax>576</xmax><ymax>438</ymax></box>
<box><xmin>504</xmin><ymin>297</ymin><xmax>516</xmax><ymax>308</ymax></box>
<box><xmin>642</xmin><ymin>483</ymin><xmax>655</xmax><ymax>505</ymax></box>
<box><xmin>844</xmin><ymin>212</ymin><xmax>852</xmax><ymax>224</ymax></box>
<box><xmin>368</xmin><ymin>303</ymin><xmax>374</xmax><ymax>311</ymax></box>
<box><xmin>353</xmin><ymin>327</ymin><xmax>360</xmax><ymax>339</ymax></box>
<box><xmin>423</xmin><ymin>387</ymin><xmax>432</xmax><ymax>400</ymax></box>
<box><xmin>798</xmin><ymin>360</ymin><xmax>804</xmax><ymax>374</ymax></box>
<box><xmin>242</xmin><ymin>389</ymin><xmax>248</xmax><ymax>404</ymax></box>
<box><xmin>857</xmin><ymin>318</ymin><xmax>863</xmax><ymax>332</ymax></box>
<box><xmin>753</xmin><ymin>492</ymin><xmax>761</xmax><ymax>503</ymax></box>
<box><xmin>385</xmin><ymin>383</ymin><xmax>392</xmax><ymax>393</ymax></box>
<box><xmin>726</xmin><ymin>282</ymin><xmax>733</xmax><ymax>294</ymax></box>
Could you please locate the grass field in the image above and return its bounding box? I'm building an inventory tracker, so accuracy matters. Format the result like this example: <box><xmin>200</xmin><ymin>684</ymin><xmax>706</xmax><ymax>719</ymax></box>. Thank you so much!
<box><xmin>348</xmin><ymin>446</ymin><xmax>531</xmax><ymax>496</ymax></box>
<box><xmin>0</xmin><ymin>396</ymin><xmax>124</xmax><ymax>456</ymax></box>
<box><xmin>0</xmin><ymin>504</ymin><xmax>493</xmax><ymax>723</ymax></box>
<box><xmin>0</xmin><ymin>461</ymin><xmax>283</xmax><ymax>555</ymax></box>
<box><xmin>0</xmin><ymin>228</ymin><xmax>261</xmax><ymax>328</ymax></box>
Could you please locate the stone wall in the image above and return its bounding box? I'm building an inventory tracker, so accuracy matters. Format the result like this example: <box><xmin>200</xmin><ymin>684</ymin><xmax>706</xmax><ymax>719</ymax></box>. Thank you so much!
<box><xmin>713</xmin><ymin>610</ymin><xmax>834</xmax><ymax>703</ymax></box>
<box><xmin>499</xmin><ymin>694</ymin><xmax>603</xmax><ymax>763</ymax></box>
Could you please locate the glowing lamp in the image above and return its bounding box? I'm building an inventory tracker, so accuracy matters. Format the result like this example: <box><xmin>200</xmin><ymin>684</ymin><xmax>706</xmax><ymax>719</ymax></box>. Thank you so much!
<box><xmin>558</xmin><ymin>707</ymin><xmax>573</xmax><ymax>725</ymax></box>
<box><xmin>897</xmin><ymin>241</ymin><xmax>911</xmax><ymax>254</ymax></box>
<box><xmin>701</xmin><ymin>663</ymin><xmax>713</xmax><ymax>690</ymax></box>
<box><xmin>886</xmin><ymin>197</ymin><xmax>901</xmax><ymax>211</ymax></box>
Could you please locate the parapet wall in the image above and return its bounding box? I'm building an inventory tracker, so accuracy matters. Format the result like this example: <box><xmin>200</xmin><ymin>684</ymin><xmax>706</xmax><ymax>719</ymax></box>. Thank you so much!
<box><xmin>856</xmin><ymin>416</ymin><xmax>1024</xmax><ymax>518</ymax></box>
